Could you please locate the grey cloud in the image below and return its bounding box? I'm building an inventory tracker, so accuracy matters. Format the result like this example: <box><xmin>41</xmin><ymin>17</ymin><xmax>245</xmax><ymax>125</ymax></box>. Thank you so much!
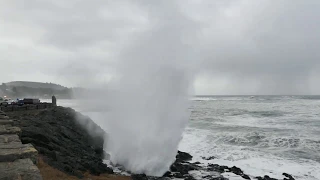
<box><xmin>0</xmin><ymin>0</ymin><xmax>319</xmax><ymax>94</ymax></box>
<box><xmin>2</xmin><ymin>0</ymin><xmax>146</xmax><ymax>49</ymax></box>
<box><xmin>191</xmin><ymin>0</ymin><xmax>320</xmax><ymax>94</ymax></box>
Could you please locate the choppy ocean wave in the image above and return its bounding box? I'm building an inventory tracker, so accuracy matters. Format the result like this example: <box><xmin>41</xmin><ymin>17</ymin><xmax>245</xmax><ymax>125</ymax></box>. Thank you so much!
<box><xmin>53</xmin><ymin>96</ymin><xmax>320</xmax><ymax>180</ymax></box>
<box><xmin>298</xmin><ymin>95</ymin><xmax>320</xmax><ymax>100</ymax></box>
<box><xmin>179</xmin><ymin>127</ymin><xmax>320</xmax><ymax>180</ymax></box>
<box><xmin>183</xmin><ymin>96</ymin><xmax>320</xmax><ymax>180</ymax></box>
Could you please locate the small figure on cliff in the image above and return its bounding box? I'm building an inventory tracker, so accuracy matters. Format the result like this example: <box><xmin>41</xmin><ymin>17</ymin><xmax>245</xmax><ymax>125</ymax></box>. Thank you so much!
<box><xmin>52</xmin><ymin>95</ymin><xmax>57</xmax><ymax>106</ymax></box>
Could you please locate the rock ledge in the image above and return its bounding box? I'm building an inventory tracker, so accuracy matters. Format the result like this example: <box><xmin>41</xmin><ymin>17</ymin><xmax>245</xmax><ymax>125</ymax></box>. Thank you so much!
<box><xmin>0</xmin><ymin>110</ymin><xmax>42</xmax><ymax>180</ymax></box>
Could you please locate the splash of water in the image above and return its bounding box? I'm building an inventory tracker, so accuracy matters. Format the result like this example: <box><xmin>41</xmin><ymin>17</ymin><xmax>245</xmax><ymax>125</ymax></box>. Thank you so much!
<box><xmin>105</xmin><ymin>66</ymin><xmax>192</xmax><ymax>176</ymax></box>
<box><xmin>76</xmin><ymin>2</ymin><xmax>196</xmax><ymax>176</ymax></box>
<box><xmin>104</xmin><ymin>19</ymin><xmax>194</xmax><ymax>177</ymax></box>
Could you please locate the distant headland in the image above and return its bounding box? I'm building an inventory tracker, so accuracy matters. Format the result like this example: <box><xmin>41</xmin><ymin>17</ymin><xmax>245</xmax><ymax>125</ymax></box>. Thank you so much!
<box><xmin>0</xmin><ymin>81</ymin><xmax>84</xmax><ymax>99</ymax></box>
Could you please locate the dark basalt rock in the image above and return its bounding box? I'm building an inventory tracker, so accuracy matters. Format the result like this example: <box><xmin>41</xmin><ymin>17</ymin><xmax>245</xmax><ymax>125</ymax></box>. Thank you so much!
<box><xmin>158</xmin><ymin>151</ymin><xmax>226</xmax><ymax>180</ymax></box>
<box><xmin>170</xmin><ymin>162</ymin><xmax>200</xmax><ymax>175</ymax></box>
<box><xmin>255</xmin><ymin>173</ymin><xmax>296</xmax><ymax>180</ymax></box>
<box><xmin>256</xmin><ymin>175</ymin><xmax>278</xmax><ymax>180</ymax></box>
<box><xmin>229</xmin><ymin>166</ymin><xmax>250</xmax><ymax>179</ymax></box>
<box><xmin>184</xmin><ymin>175</ymin><xmax>197</xmax><ymax>180</ymax></box>
<box><xmin>176</xmin><ymin>150</ymin><xmax>193</xmax><ymax>162</ymax></box>
<box><xmin>283</xmin><ymin>173</ymin><xmax>295</xmax><ymax>180</ymax></box>
<box><xmin>131</xmin><ymin>174</ymin><xmax>148</xmax><ymax>180</ymax></box>
<box><xmin>203</xmin><ymin>175</ymin><xmax>229</xmax><ymax>180</ymax></box>
<box><xmin>129</xmin><ymin>148</ymin><xmax>295</xmax><ymax>180</ymax></box>
<box><xmin>207</xmin><ymin>164</ymin><xmax>229</xmax><ymax>173</ymax></box>
<box><xmin>166</xmin><ymin>151</ymin><xmax>202</xmax><ymax>178</ymax></box>
<box><xmin>202</xmin><ymin>156</ymin><xmax>216</xmax><ymax>160</ymax></box>
<box><xmin>241</xmin><ymin>174</ymin><xmax>251</xmax><ymax>180</ymax></box>
<box><xmin>162</xmin><ymin>171</ymin><xmax>171</xmax><ymax>177</ymax></box>
<box><xmin>210</xmin><ymin>177</ymin><xmax>228</xmax><ymax>180</ymax></box>
<box><xmin>7</xmin><ymin>107</ymin><xmax>113</xmax><ymax>177</ymax></box>
<box><xmin>131</xmin><ymin>174</ymin><xmax>170</xmax><ymax>180</ymax></box>
<box><xmin>126</xmin><ymin>151</ymin><xmax>197</xmax><ymax>179</ymax></box>
<box><xmin>207</xmin><ymin>164</ymin><xmax>251</xmax><ymax>179</ymax></box>
<box><xmin>208</xmin><ymin>163</ymin><xmax>296</xmax><ymax>180</ymax></box>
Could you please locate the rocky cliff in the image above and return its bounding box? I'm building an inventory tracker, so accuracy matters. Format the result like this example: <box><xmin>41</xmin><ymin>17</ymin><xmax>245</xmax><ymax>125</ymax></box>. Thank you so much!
<box><xmin>0</xmin><ymin>110</ymin><xmax>42</xmax><ymax>180</ymax></box>
<box><xmin>7</xmin><ymin>107</ymin><xmax>113</xmax><ymax>178</ymax></box>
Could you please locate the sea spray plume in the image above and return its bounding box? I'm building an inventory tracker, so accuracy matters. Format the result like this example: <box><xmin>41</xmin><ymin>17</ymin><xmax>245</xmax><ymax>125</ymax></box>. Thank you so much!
<box><xmin>70</xmin><ymin>0</ymin><xmax>198</xmax><ymax>176</ymax></box>
<box><xmin>106</xmin><ymin>68</ymin><xmax>192</xmax><ymax>176</ymax></box>
<box><xmin>102</xmin><ymin>1</ymin><xmax>197</xmax><ymax>176</ymax></box>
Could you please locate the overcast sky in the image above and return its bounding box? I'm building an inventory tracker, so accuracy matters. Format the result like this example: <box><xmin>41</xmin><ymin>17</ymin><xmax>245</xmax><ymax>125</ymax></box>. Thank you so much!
<box><xmin>1</xmin><ymin>0</ymin><xmax>319</xmax><ymax>95</ymax></box>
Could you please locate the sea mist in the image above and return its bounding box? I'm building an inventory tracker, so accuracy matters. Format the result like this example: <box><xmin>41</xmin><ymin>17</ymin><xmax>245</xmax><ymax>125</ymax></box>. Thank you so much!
<box><xmin>105</xmin><ymin>66</ymin><xmax>191</xmax><ymax>176</ymax></box>
<box><xmin>76</xmin><ymin>2</ymin><xmax>196</xmax><ymax>176</ymax></box>
<box><xmin>105</xmin><ymin>18</ymin><xmax>194</xmax><ymax>176</ymax></box>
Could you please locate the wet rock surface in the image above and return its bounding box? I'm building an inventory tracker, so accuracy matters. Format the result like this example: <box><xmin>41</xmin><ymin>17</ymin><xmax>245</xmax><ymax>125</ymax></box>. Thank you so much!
<box><xmin>255</xmin><ymin>173</ymin><xmax>295</xmax><ymax>180</ymax></box>
<box><xmin>202</xmin><ymin>156</ymin><xmax>216</xmax><ymax>160</ymax></box>
<box><xmin>7</xmin><ymin>107</ymin><xmax>113</xmax><ymax>178</ymax></box>
<box><xmin>131</xmin><ymin>151</ymin><xmax>296</xmax><ymax>180</ymax></box>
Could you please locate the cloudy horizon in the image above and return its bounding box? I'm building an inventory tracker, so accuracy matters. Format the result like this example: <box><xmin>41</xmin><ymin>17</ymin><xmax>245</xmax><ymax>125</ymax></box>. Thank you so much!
<box><xmin>1</xmin><ymin>0</ymin><xmax>320</xmax><ymax>95</ymax></box>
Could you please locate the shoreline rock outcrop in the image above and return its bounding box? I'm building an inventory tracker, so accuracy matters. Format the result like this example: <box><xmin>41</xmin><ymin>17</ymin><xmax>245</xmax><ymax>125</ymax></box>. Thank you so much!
<box><xmin>0</xmin><ymin>110</ymin><xmax>42</xmax><ymax>180</ymax></box>
<box><xmin>130</xmin><ymin>151</ymin><xmax>296</xmax><ymax>180</ymax></box>
<box><xmin>7</xmin><ymin>107</ymin><xmax>113</xmax><ymax>178</ymax></box>
<box><xmin>5</xmin><ymin>107</ymin><xmax>297</xmax><ymax>180</ymax></box>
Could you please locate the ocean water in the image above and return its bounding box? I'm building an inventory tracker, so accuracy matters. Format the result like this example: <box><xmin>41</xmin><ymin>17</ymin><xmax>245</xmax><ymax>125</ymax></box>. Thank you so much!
<box><xmin>180</xmin><ymin>96</ymin><xmax>320</xmax><ymax>180</ymax></box>
<box><xmin>50</xmin><ymin>96</ymin><xmax>320</xmax><ymax>180</ymax></box>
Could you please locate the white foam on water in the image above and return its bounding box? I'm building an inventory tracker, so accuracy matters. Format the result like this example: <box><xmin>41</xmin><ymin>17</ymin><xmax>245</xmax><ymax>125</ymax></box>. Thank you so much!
<box><xmin>179</xmin><ymin>127</ymin><xmax>320</xmax><ymax>180</ymax></box>
<box><xmin>222</xmin><ymin>172</ymin><xmax>247</xmax><ymax>180</ymax></box>
<box><xmin>191</xmin><ymin>97</ymin><xmax>218</xmax><ymax>101</ymax></box>
<box><xmin>191</xmin><ymin>97</ymin><xmax>247</xmax><ymax>101</ymax></box>
<box><xmin>188</xmin><ymin>170</ymin><xmax>221</xmax><ymax>180</ymax></box>
<box><xmin>214</xmin><ymin>115</ymin><xmax>316</xmax><ymax>131</ymax></box>
<box><xmin>52</xmin><ymin>99</ymin><xmax>320</xmax><ymax>180</ymax></box>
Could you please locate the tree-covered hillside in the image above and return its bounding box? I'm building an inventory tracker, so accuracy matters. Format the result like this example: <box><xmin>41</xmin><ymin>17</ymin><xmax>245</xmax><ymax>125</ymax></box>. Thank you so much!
<box><xmin>0</xmin><ymin>82</ymin><xmax>73</xmax><ymax>99</ymax></box>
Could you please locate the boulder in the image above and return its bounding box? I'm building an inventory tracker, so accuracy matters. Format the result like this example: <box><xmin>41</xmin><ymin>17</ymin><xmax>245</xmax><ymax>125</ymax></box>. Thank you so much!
<box><xmin>283</xmin><ymin>173</ymin><xmax>295</xmax><ymax>180</ymax></box>
<box><xmin>0</xmin><ymin>125</ymin><xmax>21</xmax><ymax>135</ymax></box>
<box><xmin>0</xmin><ymin>158</ymin><xmax>43</xmax><ymax>180</ymax></box>
<box><xmin>0</xmin><ymin>134</ymin><xmax>21</xmax><ymax>144</ymax></box>
<box><xmin>0</xmin><ymin>142</ymin><xmax>38</xmax><ymax>163</ymax></box>
<box><xmin>202</xmin><ymin>156</ymin><xmax>216</xmax><ymax>160</ymax></box>
<box><xmin>175</xmin><ymin>150</ymin><xmax>193</xmax><ymax>162</ymax></box>
<box><xmin>170</xmin><ymin>162</ymin><xmax>200</xmax><ymax>176</ymax></box>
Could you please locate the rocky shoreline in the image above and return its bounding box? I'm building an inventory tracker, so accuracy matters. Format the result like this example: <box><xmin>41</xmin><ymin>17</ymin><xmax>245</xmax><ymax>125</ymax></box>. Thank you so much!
<box><xmin>131</xmin><ymin>151</ymin><xmax>296</xmax><ymax>180</ymax></box>
<box><xmin>7</xmin><ymin>107</ymin><xmax>296</xmax><ymax>180</ymax></box>
<box><xmin>0</xmin><ymin>110</ymin><xmax>42</xmax><ymax>180</ymax></box>
<box><xmin>7</xmin><ymin>106</ymin><xmax>113</xmax><ymax>178</ymax></box>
